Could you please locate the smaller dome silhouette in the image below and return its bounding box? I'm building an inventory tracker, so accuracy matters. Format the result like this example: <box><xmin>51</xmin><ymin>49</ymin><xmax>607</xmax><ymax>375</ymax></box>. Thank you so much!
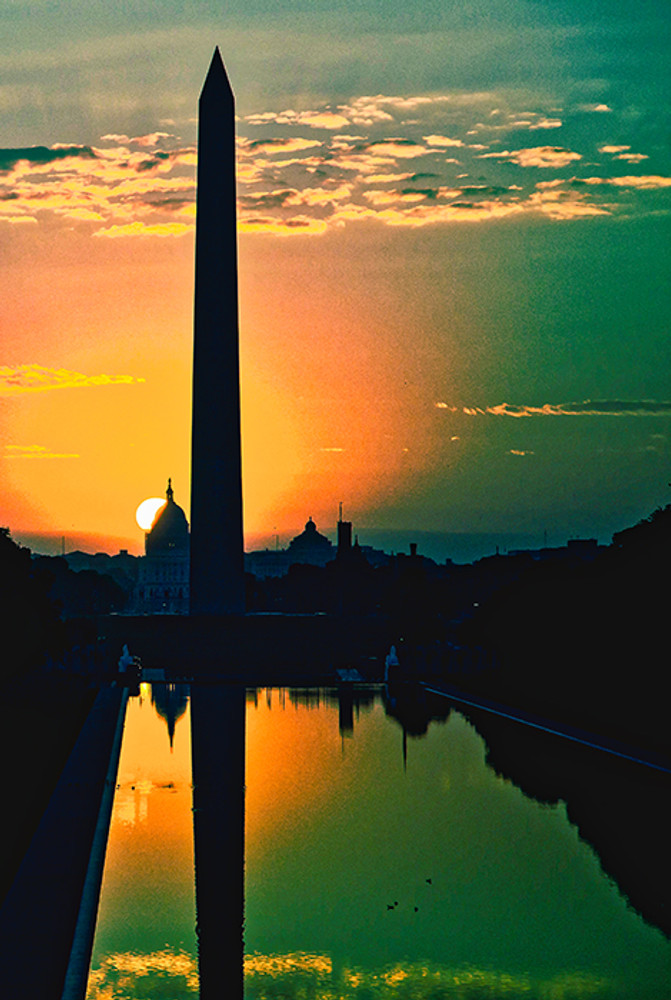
<box><xmin>146</xmin><ymin>479</ymin><xmax>189</xmax><ymax>556</ymax></box>
<box><xmin>287</xmin><ymin>516</ymin><xmax>333</xmax><ymax>562</ymax></box>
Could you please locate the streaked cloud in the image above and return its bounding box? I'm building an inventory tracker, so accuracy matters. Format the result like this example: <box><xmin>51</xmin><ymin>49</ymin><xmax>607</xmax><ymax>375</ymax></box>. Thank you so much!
<box><xmin>243</xmin><ymin>136</ymin><xmax>322</xmax><ymax>156</ymax></box>
<box><xmin>614</xmin><ymin>153</ymin><xmax>649</xmax><ymax>163</ymax></box>
<box><xmin>1</xmin><ymin>86</ymin><xmax>666</xmax><ymax>238</ymax></box>
<box><xmin>364</xmin><ymin>139</ymin><xmax>427</xmax><ymax>159</ymax></box>
<box><xmin>238</xmin><ymin>214</ymin><xmax>328</xmax><ymax>236</ymax></box>
<box><xmin>423</xmin><ymin>135</ymin><xmax>465</xmax><ymax>148</ymax></box>
<box><xmin>579</xmin><ymin>103</ymin><xmax>613</xmax><ymax>113</ymax></box>
<box><xmin>93</xmin><ymin>220</ymin><xmax>194</xmax><ymax>238</ymax></box>
<box><xmin>4</xmin><ymin>444</ymin><xmax>80</xmax><ymax>459</ymax></box>
<box><xmin>478</xmin><ymin>146</ymin><xmax>582</xmax><ymax>168</ymax></box>
<box><xmin>460</xmin><ymin>400</ymin><xmax>671</xmax><ymax>417</ymax></box>
<box><xmin>583</xmin><ymin>175</ymin><xmax>671</xmax><ymax>190</ymax></box>
<box><xmin>245</xmin><ymin>109</ymin><xmax>349</xmax><ymax>130</ymax></box>
<box><xmin>0</xmin><ymin>364</ymin><xmax>145</xmax><ymax>394</ymax></box>
<box><xmin>0</xmin><ymin>144</ymin><xmax>96</xmax><ymax>173</ymax></box>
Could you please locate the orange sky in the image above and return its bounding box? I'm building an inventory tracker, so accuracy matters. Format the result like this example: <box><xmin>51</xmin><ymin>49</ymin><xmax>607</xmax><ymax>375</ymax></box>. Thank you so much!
<box><xmin>2</xmin><ymin>11</ymin><xmax>670</xmax><ymax>558</ymax></box>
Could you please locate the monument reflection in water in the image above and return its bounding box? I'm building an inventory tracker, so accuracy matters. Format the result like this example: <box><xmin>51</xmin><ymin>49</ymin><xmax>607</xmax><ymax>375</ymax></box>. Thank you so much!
<box><xmin>86</xmin><ymin>684</ymin><xmax>670</xmax><ymax>999</ymax></box>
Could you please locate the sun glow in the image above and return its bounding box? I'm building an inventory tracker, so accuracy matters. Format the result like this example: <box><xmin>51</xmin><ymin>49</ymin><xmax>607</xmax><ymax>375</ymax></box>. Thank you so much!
<box><xmin>135</xmin><ymin>497</ymin><xmax>166</xmax><ymax>530</ymax></box>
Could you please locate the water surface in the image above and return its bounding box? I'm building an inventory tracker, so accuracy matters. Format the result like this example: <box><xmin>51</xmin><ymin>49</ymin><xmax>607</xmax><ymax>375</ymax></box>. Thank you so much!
<box><xmin>87</xmin><ymin>684</ymin><xmax>670</xmax><ymax>998</ymax></box>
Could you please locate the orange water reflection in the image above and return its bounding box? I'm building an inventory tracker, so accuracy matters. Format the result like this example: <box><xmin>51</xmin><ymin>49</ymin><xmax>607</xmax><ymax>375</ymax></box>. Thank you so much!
<box><xmin>85</xmin><ymin>683</ymin><xmax>197</xmax><ymax>999</ymax></box>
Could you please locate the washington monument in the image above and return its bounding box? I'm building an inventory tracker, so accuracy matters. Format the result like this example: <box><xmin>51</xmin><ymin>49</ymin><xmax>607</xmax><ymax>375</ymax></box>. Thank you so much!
<box><xmin>189</xmin><ymin>48</ymin><xmax>245</xmax><ymax>615</ymax></box>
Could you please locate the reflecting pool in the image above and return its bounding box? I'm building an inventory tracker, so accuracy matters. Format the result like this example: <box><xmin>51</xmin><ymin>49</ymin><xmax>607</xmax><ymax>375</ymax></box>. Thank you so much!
<box><xmin>86</xmin><ymin>682</ymin><xmax>197</xmax><ymax>998</ymax></box>
<box><xmin>87</xmin><ymin>684</ymin><xmax>671</xmax><ymax>999</ymax></box>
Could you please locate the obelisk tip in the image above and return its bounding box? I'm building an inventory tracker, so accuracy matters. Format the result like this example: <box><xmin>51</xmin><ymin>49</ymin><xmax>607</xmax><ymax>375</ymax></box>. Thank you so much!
<box><xmin>201</xmin><ymin>46</ymin><xmax>234</xmax><ymax>101</ymax></box>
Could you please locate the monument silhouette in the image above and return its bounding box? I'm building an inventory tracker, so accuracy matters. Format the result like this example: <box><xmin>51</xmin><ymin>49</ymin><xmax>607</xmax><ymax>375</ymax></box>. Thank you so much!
<box><xmin>189</xmin><ymin>48</ymin><xmax>245</xmax><ymax>616</ymax></box>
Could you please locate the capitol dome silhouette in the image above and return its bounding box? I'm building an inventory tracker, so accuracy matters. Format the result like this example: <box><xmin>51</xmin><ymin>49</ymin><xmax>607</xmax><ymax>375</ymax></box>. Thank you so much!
<box><xmin>133</xmin><ymin>479</ymin><xmax>190</xmax><ymax>614</ymax></box>
<box><xmin>146</xmin><ymin>479</ymin><xmax>189</xmax><ymax>556</ymax></box>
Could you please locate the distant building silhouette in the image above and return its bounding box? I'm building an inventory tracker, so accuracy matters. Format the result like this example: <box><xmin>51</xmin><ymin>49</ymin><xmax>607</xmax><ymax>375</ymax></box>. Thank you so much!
<box><xmin>245</xmin><ymin>514</ymin><xmax>390</xmax><ymax>578</ymax></box>
<box><xmin>286</xmin><ymin>517</ymin><xmax>334</xmax><ymax>565</ymax></box>
<box><xmin>336</xmin><ymin>511</ymin><xmax>352</xmax><ymax>557</ymax></box>
<box><xmin>133</xmin><ymin>480</ymin><xmax>190</xmax><ymax>614</ymax></box>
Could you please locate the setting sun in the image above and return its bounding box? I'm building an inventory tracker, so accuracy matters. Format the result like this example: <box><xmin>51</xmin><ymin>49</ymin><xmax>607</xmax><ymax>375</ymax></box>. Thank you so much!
<box><xmin>135</xmin><ymin>497</ymin><xmax>166</xmax><ymax>531</ymax></box>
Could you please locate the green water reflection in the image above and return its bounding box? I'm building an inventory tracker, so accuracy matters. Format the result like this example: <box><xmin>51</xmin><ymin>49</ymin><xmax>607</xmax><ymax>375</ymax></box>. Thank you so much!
<box><xmin>243</xmin><ymin>688</ymin><xmax>670</xmax><ymax>1000</ymax></box>
<box><xmin>86</xmin><ymin>684</ymin><xmax>669</xmax><ymax>999</ymax></box>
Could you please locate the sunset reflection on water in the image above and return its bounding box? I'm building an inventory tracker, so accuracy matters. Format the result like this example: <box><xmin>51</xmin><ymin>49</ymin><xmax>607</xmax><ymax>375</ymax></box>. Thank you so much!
<box><xmin>85</xmin><ymin>684</ymin><xmax>670</xmax><ymax>1000</ymax></box>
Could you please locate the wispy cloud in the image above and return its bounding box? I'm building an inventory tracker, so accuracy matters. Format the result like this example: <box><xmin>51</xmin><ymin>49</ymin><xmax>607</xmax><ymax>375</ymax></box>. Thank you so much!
<box><xmin>478</xmin><ymin>146</ymin><xmax>582</xmax><ymax>168</ymax></box>
<box><xmin>580</xmin><ymin>175</ymin><xmax>671</xmax><ymax>190</ymax></box>
<box><xmin>0</xmin><ymin>144</ymin><xmax>96</xmax><ymax>173</ymax></box>
<box><xmin>1</xmin><ymin>89</ymin><xmax>665</xmax><ymax>238</ymax></box>
<box><xmin>455</xmin><ymin>400</ymin><xmax>671</xmax><ymax>418</ymax></box>
<box><xmin>4</xmin><ymin>444</ymin><xmax>80</xmax><ymax>459</ymax></box>
<box><xmin>0</xmin><ymin>364</ymin><xmax>145</xmax><ymax>394</ymax></box>
<box><xmin>578</xmin><ymin>103</ymin><xmax>612</xmax><ymax>113</ymax></box>
<box><xmin>93</xmin><ymin>220</ymin><xmax>193</xmax><ymax>238</ymax></box>
<box><xmin>245</xmin><ymin>109</ymin><xmax>350</xmax><ymax>130</ymax></box>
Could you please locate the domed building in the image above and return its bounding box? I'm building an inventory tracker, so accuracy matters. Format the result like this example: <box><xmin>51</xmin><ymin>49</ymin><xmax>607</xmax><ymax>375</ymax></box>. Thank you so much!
<box><xmin>286</xmin><ymin>516</ymin><xmax>334</xmax><ymax>567</ymax></box>
<box><xmin>133</xmin><ymin>479</ymin><xmax>190</xmax><ymax>614</ymax></box>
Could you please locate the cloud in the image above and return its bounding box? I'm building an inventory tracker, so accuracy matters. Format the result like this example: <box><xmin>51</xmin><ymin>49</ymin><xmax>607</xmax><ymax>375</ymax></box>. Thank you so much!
<box><xmin>528</xmin><ymin>118</ymin><xmax>563</xmax><ymax>131</ymax></box>
<box><xmin>579</xmin><ymin>103</ymin><xmax>613</xmax><ymax>113</ymax></box>
<box><xmin>509</xmin><ymin>449</ymin><xmax>534</xmax><ymax>456</ymax></box>
<box><xmin>0</xmin><ymin>144</ymin><xmax>96</xmax><ymax>173</ymax></box>
<box><xmin>471</xmin><ymin>113</ymin><xmax>563</xmax><ymax>134</ymax></box>
<box><xmin>243</xmin><ymin>137</ymin><xmax>322</xmax><ymax>156</ymax></box>
<box><xmin>605</xmin><ymin>175</ymin><xmax>670</xmax><ymax>189</ymax></box>
<box><xmin>1</xmin><ymin>91</ymin><xmax>659</xmax><ymax>239</ymax></box>
<box><xmin>0</xmin><ymin>364</ymin><xmax>145</xmax><ymax>394</ymax></box>
<box><xmin>527</xmin><ymin>186</ymin><xmax>610</xmax><ymax>219</ymax></box>
<box><xmin>423</xmin><ymin>135</ymin><xmax>465</xmax><ymax>148</ymax></box>
<box><xmin>364</xmin><ymin>139</ymin><xmax>427</xmax><ymax>159</ymax></box>
<box><xmin>92</xmin><ymin>220</ymin><xmax>194</xmax><ymax>237</ymax></box>
<box><xmin>246</xmin><ymin>109</ymin><xmax>349</xmax><ymax>130</ymax></box>
<box><xmin>459</xmin><ymin>400</ymin><xmax>671</xmax><ymax>417</ymax></box>
<box><xmin>239</xmin><ymin>189</ymin><xmax>299</xmax><ymax>210</ymax></box>
<box><xmin>4</xmin><ymin>445</ymin><xmax>80</xmax><ymax>459</ymax></box>
<box><xmin>479</xmin><ymin>146</ymin><xmax>582</xmax><ymax>168</ymax></box>
<box><xmin>614</xmin><ymin>153</ymin><xmax>649</xmax><ymax>163</ymax></box>
<box><xmin>599</xmin><ymin>145</ymin><xmax>649</xmax><ymax>164</ymax></box>
<box><xmin>238</xmin><ymin>214</ymin><xmax>328</xmax><ymax>236</ymax></box>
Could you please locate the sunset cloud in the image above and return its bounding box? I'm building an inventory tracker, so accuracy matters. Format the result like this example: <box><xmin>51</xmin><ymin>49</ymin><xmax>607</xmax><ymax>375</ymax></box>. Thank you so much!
<box><xmin>364</xmin><ymin>139</ymin><xmax>427</xmax><ymax>159</ymax></box>
<box><xmin>579</xmin><ymin>104</ymin><xmax>613</xmax><ymax>113</ymax></box>
<box><xmin>243</xmin><ymin>137</ymin><xmax>322</xmax><ymax>156</ymax></box>
<box><xmin>479</xmin><ymin>146</ymin><xmax>582</xmax><ymax>168</ymax></box>
<box><xmin>423</xmin><ymin>135</ymin><xmax>465</xmax><ymax>148</ymax></box>
<box><xmin>0</xmin><ymin>144</ymin><xmax>96</xmax><ymax>173</ymax></box>
<box><xmin>593</xmin><ymin>175</ymin><xmax>671</xmax><ymax>189</ymax></box>
<box><xmin>0</xmin><ymin>91</ymin><xmax>663</xmax><ymax>240</ymax></box>
<box><xmin>238</xmin><ymin>214</ymin><xmax>328</xmax><ymax>236</ymax></box>
<box><xmin>92</xmin><ymin>220</ymin><xmax>194</xmax><ymax>237</ymax></box>
<box><xmin>0</xmin><ymin>364</ymin><xmax>145</xmax><ymax>394</ymax></box>
<box><xmin>246</xmin><ymin>109</ymin><xmax>349</xmax><ymax>130</ymax></box>
<box><xmin>460</xmin><ymin>400</ymin><xmax>671</xmax><ymax>418</ymax></box>
<box><xmin>4</xmin><ymin>444</ymin><xmax>80</xmax><ymax>459</ymax></box>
